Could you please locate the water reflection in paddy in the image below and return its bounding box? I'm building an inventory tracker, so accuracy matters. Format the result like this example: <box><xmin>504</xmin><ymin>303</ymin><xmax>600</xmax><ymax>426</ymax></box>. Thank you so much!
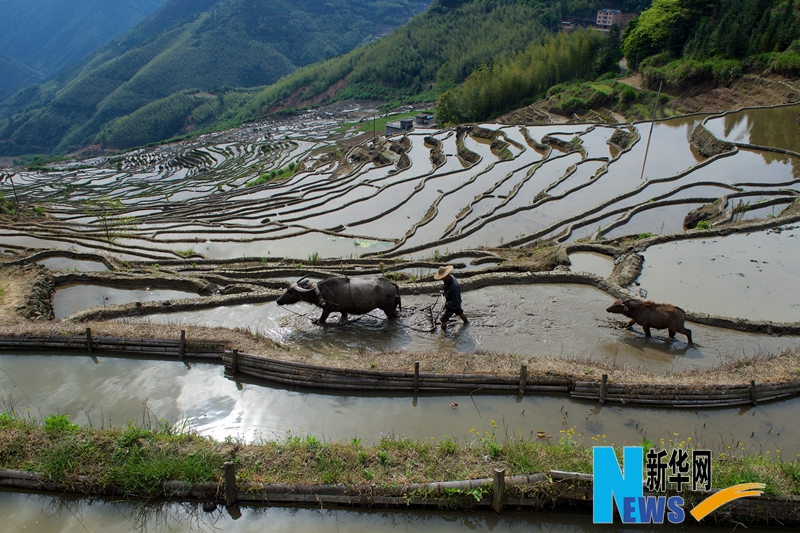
<box><xmin>1</xmin><ymin>493</ymin><xmax>779</xmax><ymax>533</ymax></box>
<box><xmin>126</xmin><ymin>285</ymin><xmax>800</xmax><ymax>373</ymax></box>
<box><xmin>37</xmin><ymin>257</ymin><xmax>109</xmax><ymax>272</ymax></box>
<box><xmin>54</xmin><ymin>285</ymin><xmax>200</xmax><ymax>319</ymax></box>
<box><xmin>704</xmin><ymin>104</ymin><xmax>800</xmax><ymax>152</ymax></box>
<box><xmin>1</xmin><ymin>353</ymin><xmax>797</xmax><ymax>457</ymax></box>
<box><xmin>568</xmin><ymin>252</ymin><xmax>614</xmax><ymax>278</ymax></box>
<box><xmin>637</xmin><ymin>226</ymin><xmax>800</xmax><ymax>322</ymax></box>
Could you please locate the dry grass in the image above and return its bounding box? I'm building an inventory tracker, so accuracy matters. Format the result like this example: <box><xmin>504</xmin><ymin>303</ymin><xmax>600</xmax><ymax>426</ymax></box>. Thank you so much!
<box><xmin>3</xmin><ymin>319</ymin><xmax>800</xmax><ymax>387</ymax></box>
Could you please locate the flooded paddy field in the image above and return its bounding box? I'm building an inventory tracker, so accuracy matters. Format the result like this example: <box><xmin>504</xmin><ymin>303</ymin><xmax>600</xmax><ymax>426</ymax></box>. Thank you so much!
<box><xmin>126</xmin><ymin>284</ymin><xmax>800</xmax><ymax>373</ymax></box>
<box><xmin>1</xmin><ymin>104</ymin><xmax>797</xmax><ymax>261</ymax></box>
<box><xmin>54</xmin><ymin>285</ymin><xmax>201</xmax><ymax>319</ymax></box>
<box><xmin>1</xmin><ymin>102</ymin><xmax>799</xmax><ymax>379</ymax></box>
<box><xmin>1</xmin><ymin>353</ymin><xmax>796</xmax><ymax>455</ymax></box>
<box><xmin>637</xmin><ymin>226</ymin><xmax>800</xmax><ymax>322</ymax></box>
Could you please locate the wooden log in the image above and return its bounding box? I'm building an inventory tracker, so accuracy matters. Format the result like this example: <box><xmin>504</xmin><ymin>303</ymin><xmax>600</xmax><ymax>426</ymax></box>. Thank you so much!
<box><xmin>179</xmin><ymin>330</ymin><xmax>186</xmax><ymax>359</ymax></box>
<box><xmin>86</xmin><ymin>328</ymin><xmax>93</xmax><ymax>353</ymax></box>
<box><xmin>750</xmin><ymin>380</ymin><xmax>758</xmax><ymax>406</ymax></box>
<box><xmin>493</xmin><ymin>468</ymin><xmax>505</xmax><ymax>514</ymax></box>
<box><xmin>231</xmin><ymin>350</ymin><xmax>239</xmax><ymax>374</ymax></box>
<box><xmin>599</xmin><ymin>374</ymin><xmax>608</xmax><ymax>404</ymax></box>
<box><xmin>519</xmin><ymin>365</ymin><xmax>527</xmax><ymax>395</ymax></box>
<box><xmin>754</xmin><ymin>382</ymin><xmax>800</xmax><ymax>393</ymax></box>
<box><xmin>414</xmin><ymin>361</ymin><xmax>420</xmax><ymax>392</ymax></box>
<box><xmin>549</xmin><ymin>470</ymin><xmax>593</xmax><ymax>481</ymax></box>
<box><xmin>224</xmin><ymin>461</ymin><xmax>236</xmax><ymax>506</ymax></box>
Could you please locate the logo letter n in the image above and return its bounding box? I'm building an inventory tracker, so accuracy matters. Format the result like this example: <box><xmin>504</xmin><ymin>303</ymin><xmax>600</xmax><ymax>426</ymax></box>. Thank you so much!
<box><xmin>593</xmin><ymin>446</ymin><xmax>644</xmax><ymax>524</ymax></box>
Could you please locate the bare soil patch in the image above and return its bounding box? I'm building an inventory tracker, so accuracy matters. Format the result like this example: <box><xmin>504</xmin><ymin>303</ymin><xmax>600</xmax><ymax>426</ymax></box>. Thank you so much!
<box><xmin>0</xmin><ymin>266</ymin><xmax>36</xmax><ymax>323</ymax></box>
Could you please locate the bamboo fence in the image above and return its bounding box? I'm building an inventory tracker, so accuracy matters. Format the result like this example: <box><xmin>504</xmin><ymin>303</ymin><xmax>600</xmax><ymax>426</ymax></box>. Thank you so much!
<box><xmin>2</xmin><ymin>334</ymin><xmax>800</xmax><ymax>407</ymax></box>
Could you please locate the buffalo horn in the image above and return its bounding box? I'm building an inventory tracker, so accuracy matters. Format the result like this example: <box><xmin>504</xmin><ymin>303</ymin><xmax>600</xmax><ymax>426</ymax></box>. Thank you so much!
<box><xmin>294</xmin><ymin>285</ymin><xmax>315</xmax><ymax>293</ymax></box>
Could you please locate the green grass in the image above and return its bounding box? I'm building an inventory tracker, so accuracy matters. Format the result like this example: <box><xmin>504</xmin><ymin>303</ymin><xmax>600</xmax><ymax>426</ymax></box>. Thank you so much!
<box><xmin>246</xmin><ymin>162</ymin><xmax>298</xmax><ymax>188</ymax></box>
<box><xmin>1</xmin><ymin>412</ymin><xmax>798</xmax><ymax>506</ymax></box>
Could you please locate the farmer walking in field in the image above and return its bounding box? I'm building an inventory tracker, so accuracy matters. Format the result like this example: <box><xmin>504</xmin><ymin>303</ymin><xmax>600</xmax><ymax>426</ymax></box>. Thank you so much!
<box><xmin>435</xmin><ymin>265</ymin><xmax>468</xmax><ymax>330</ymax></box>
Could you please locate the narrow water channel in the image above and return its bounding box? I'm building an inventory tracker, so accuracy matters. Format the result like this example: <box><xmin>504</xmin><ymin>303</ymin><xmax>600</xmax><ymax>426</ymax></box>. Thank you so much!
<box><xmin>0</xmin><ymin>491</ymin><xmax>782</xmax><ymax>533</ymax></box>
<box><xmin>0</xmin><ymin>353</ymin><xmax>795</xmax><ymax>456</ymax></box>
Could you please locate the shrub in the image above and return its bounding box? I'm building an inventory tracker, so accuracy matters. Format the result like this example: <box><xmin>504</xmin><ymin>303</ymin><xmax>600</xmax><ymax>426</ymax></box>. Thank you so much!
<box><xmin>695</xmin><ymin>220</ymin><xmax>712</xmax><ymax>230</ymax></box>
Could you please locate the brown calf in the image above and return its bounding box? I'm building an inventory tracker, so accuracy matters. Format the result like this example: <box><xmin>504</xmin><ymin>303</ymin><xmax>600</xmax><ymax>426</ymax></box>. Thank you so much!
<box><xmin>606</xmin><ymin>299</ymin><xmax>692</xmax><ymax>344</ymax></box>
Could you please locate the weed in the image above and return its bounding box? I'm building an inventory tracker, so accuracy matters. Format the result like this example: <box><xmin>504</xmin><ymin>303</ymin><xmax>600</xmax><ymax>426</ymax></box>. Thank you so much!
<box><xmin>378</xmin><ymin>450</ymin><xmax>390</xmax><ymax>465</ymax></box>
<box><xmin>308</xmin><ymin>252</ymin><xmax>320</xmax><ymax>265</ymax></box>
<box><xmin>175</xmin><ymin>249</ymin><xmax>194</xmax><ymax>258</ymax></box>
<box><xmin>439</xmin><ymin>437</ymin><xmax>458</xmax><ymax>455</ymax></box>
<box><xmin>43</xmin><ymin>414</ymin><xmax>79</xmax><ymax>433</ymax></box>
<box><xmin>695</xmin><ymin>220</ymin><xmax>712</xmax><ymax>230</ymax></box>
<box><xmin>732</xmin><ymin>199</ymin><xmax>751</xmax><ymax>221</ymax></box>
<box><xmin>445</xmin><ymin>485</ymin><xmax>488</xmax><ymax>502</ymax></box>
<box><xmin>636</xmin><ymin>232</ymin><xmax>654</xmax><ymax>240</ymax></box>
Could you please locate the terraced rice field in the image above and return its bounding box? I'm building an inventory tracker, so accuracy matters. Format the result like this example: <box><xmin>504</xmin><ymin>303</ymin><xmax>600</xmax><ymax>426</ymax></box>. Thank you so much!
<box><xmin>2</xmin><ymin>105</ymin><xmax>798</xmax><ymax>263</ymax></box>
<box><xmin>2</xmin><ymin>102</ymin><xmax>800</xmax><ymax>371</ymax></box>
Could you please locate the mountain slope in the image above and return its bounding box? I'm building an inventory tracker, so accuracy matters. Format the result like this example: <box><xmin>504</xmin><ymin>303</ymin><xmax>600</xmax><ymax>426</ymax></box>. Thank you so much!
<box><xmin>0</xmin><ymin>0</ymin><xmax>167</xmax><ymax>100</ymax></box>
<box><xmin>0</xmin><ymin>0</ymin><xmax>428</xmax><ymax>155</ymax></box>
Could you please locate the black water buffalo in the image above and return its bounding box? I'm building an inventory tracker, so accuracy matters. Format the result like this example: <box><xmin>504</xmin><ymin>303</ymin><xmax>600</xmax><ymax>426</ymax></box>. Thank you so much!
<box><xmin>606</xmin><ymin>299</ymin><xmax>693</xmax><ymax>344</ymax></box>
<box><xmin>276</xmin><ymin>276</ymin><xmax>401</xmax><ymax>324</ymax></box>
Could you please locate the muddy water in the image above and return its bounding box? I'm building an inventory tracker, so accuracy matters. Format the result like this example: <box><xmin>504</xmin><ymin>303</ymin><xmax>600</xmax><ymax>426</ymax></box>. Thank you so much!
<box><xmin>637</xmin><ymin>226</ymin><xmax>800</xmax><ymax>322</ymax></box>
<box><xmin>568</xmin><ymin>252</ymin><xmax>614</xmax><ymax>278</ymax></box>
<box><xmin>37</xmin><ymin>258</ymin><xmax>109</xmax><ymax>272</ymax></box>
<box><xmin>704</xmin><ymin>103</ymin><xmax>800</xmax><ymax>152</ymax></box>
<box><xmin>196</xmin><ymin>232</ymin><xmax>393</xmax><ymax>260</ymax></box>
<box><xmin>2</xmin><ymin>352</ymin><xmax>799</xmax><ymax>459</ymax></box>
<box><xmin>53</xmin><ymin>285</ymin><xmax>200</xmax><ymax>319</ymax></box>
<box><xmin>1</xmin><ymin>494</ymin><xmax>774</xmax><ymax>533</ymax></box>
<box><xmin>127</xmin><ymin>284</ymin><xmax>800</xmax><ymax>373</ymax></box>
<box><xmin>602</xmin><ymin>203</ymin><xmax>702</xmax><ymax>239</ymax></box>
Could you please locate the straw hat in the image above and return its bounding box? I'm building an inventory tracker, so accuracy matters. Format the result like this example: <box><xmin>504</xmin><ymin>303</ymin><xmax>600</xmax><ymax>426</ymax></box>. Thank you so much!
<box><xmin>434</xmin><ymin>265</ymin><xmax>454</xmax><ymax>280</ymax></box>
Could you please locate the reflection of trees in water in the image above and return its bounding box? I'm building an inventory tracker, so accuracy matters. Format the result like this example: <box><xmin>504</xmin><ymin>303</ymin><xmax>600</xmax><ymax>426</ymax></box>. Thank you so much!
<box><xmin>25</xmin><ymin>495</ymin><xmax>608</xmax><ymax>531</ymax></box>
<box><xmin>759</xmin><ymin>152</ymin><xmax>800</xmax><ymax>180</ymax></box>
<box><xmin>721</xmin><ymin>107</ymin><xmax>800</xmax><ymax>179</ymax></box>
<box><xmin>37</xmin><ymin>495</ymin><xmax>222</xmax><ymax>533</ymax></box>
<box><xmin>125</xmin><ymin>501</ymin><xmax>223</xmax><ymax>533</ymax></box>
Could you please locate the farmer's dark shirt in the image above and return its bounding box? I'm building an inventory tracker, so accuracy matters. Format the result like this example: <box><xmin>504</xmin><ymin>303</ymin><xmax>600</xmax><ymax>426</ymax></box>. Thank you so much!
<box><xmin>443</xmin><ymin>275</ymin><xmax>462</xmax><ymax>311</ymax></box>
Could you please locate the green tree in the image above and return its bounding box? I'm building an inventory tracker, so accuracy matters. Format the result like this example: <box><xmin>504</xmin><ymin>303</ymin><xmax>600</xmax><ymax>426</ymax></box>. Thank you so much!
<box><xmin>622</xmin><ymin>0</ymin><xmax>686</xmax><ymax>67</ymax></box>
<box><xmin>84</xmin><ymin>196</ymin><xmax>137</xmax><ymax>241</ymax></box>
<box><xmin>597</xmin><ymin>24</ymin><xmax>623</xmax><ymax>73</ymax></box>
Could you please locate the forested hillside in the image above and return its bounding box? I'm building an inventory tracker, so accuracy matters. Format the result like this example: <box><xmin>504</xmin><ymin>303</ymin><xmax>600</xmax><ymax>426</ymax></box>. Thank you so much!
<box><xmin>0</xmin><ymin>0</ymin><xmax>167</xmax><ymax>101</ymax></box>
<box><xmin>97</xmin><ymin>0</ymin><xmax>640</xmax><ymax>150</ymax></box>
<box><xmin>3</xmin><ymin>0</ymin><xmax>798</xmax><ymax>156</ymax></box>
<box><xmin>0</xmin><ymin>0</ymin><xmax>427</xmax><ymax>155</ymax></box>
<box><xmin>624</xmin><ymin>0</ymin><xmax>800</xmax><ymax>91</ymax></box>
